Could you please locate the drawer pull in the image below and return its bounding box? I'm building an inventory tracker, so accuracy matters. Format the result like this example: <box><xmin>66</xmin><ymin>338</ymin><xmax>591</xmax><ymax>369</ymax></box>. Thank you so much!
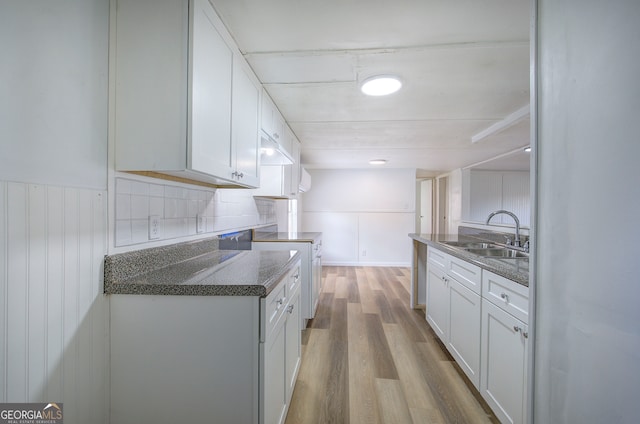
<box><xmin>513</xmin><ymin>326</ymin><xmax>528</xmax><ymax>338</ymax></box>
<box><xmin>287</xmin><ymin>305</ymin><xmax>294</xmax><ymax>314</ymax></box>
<box><xmin>500</xmin><ymin>293</ymin><xmax>509</xmax><ymax>302</ymax></box>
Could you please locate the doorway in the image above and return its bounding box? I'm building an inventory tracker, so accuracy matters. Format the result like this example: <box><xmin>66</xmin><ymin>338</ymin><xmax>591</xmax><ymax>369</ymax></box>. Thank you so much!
<box><xmin>437</xmin><ymin>176</ymin><xmax>448</xmax><ymax>234</ymax></box>
<box><xmin>417</xmin><ymin>179</ymin><xmax>433</xmax><ymax>234</ymax></box>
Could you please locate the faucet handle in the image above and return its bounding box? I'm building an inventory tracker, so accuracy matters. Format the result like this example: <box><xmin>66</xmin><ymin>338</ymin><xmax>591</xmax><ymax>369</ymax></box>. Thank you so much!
<box><xmin>503</xmin><ymin>236</ymin><xmax>513</xmax><ymax>245</ymax></box>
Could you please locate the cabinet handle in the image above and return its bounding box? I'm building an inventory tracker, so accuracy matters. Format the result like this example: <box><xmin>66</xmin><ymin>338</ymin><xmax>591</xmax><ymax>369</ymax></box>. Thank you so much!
<box><xmin>277</xmin><ymin>298</ymin><xmax>285</xmax><ymax>306</ymax></box>
<box><xmin>231</xmin><ymin>171</ymin><xmax>244</xmax><ymax>179</ymax></box>
<box><xmin>287</xmin><ymin>304</ymin><xmax>294</xmax><ymax>314</ymax></box>
<box><xmin>513</xmin><ymin>326</ymin><xmax>529</xmax><ymax>338</ymax></box>
<box><xmin>500</xmin><ymin>293</ymin><xmax>509</xmax><ymax>302</ymax></box>
<box><xmin>273</xmin><ymin>132</ymin><xmax>279</xmax><ymax>140</ymax></box>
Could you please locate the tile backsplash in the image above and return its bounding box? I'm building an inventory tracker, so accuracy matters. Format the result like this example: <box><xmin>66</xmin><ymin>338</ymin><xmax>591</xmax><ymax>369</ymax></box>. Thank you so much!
<box><xmin>114</xmin><ymin>176</ymin><xmax>276</xmax><ymax>247</ymax></box>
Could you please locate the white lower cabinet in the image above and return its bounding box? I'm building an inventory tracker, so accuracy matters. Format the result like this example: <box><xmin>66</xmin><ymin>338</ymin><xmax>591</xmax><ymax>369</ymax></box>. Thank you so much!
<box><xmin>425</xmin><ymin>246</ymin><xmax>529</xmax><ymax>421</ymax></box>
<box><xmin>262</xmin><ymin>264</ymin><xmax>301</xmax><ymax>424</ymax></box>
<box><xmin>447</xmin><ymin>279</ymin><xmax>481</xmax><ymax>388</ymax></box>
<box><xmin>110</xmin><ymin>260</ymin><xmax>302</xmax><ymax>424</ymax></box>
<box><xmin>426</xmin><ymin>247</ymin><xmax>481</xmax><ymax>388</ymax></box>
<box><xmin>480</xmin><ymin>271</ymin><xmax>529</xmax><ymax>424</ymax></box>
<box><xmin>253</xmin><ymin>239</ymin><xmax>322</xmax><ymax>324</ymax></box>
<box><xmin>426</xmin><ymin>261</ymin><xmax>449</xmax><ymax>340</ymax></box>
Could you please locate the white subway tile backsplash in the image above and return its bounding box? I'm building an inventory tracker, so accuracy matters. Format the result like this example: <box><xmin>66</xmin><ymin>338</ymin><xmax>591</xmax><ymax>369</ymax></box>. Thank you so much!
<box><xmin>130</xmin><ymin>195</ymin><xmax>149</xmax><ymax>219</ymax></box>
<box><xmin>116</xmin><ymin>178</ymin><xmax>132</xmax><ymax>194</ymax></box>
<box><xmin>115</xmin><ymin>194</ymin><xmax>131</xmax><ymax>220</ymax></box>
<box><xmin>115</xmin><ymin>220</ymin><xmax>132</xmax><ymax>245</ymax></box>
<box><xmin>149</xmin><ymin>197</ymin><xmax>164</xmax><ymax>216</ymax></box>
<box><xmin>149</xmin><ymin>183</ymin><xmax>165</xmax><ymax>198</ymax></box>
<box><xmin>114</xmin><ymin>177</ymin><xmax>277</xmax><ymax>247</ymax></box>
<box><xmin>130</xmin><ymin>180</ymin><xmax>149</xmax><ymax>196</ymax></box>
<box><xmin>131</xmin><ymin>219</ymin><xmax>149</xmax><ymax>244</ymax></box>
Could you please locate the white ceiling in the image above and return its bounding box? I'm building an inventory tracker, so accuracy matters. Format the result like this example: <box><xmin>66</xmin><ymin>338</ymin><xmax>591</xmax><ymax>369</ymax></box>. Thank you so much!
<box><xmin>210</xmin><ymin>0</ymin><xmax>531</xmax><ymax>174</ymax></box>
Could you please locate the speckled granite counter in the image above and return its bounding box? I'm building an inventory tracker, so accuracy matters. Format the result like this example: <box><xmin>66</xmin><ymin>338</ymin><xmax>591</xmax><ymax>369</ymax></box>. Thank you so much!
<box><xmin>104</xmin><ymin>237</ymin><xmax>300</xmax><ymax>296</ymax></box>
<box><xmin>409</xmin><ymin>233</ymin><xmax>529</xmax><ymax>286</ymax></box>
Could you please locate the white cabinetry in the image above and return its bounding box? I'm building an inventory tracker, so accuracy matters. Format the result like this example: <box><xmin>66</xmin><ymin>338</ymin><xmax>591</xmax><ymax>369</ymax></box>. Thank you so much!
<box><xmin>262</xmin><ymin>264</ymin><xmax>301</xmax><ymax>424</ymax></box>
<box><xmin>110</xmin><ymin>260</ymin><xmax>302</xmax><ymax>424</ymax></box>
<box><xmin>480</xmin><ymin>271</ymin><xmax>529</xmax><ymax>424</ymax></box>
<box><xmin>253</xmin><ymin>126</ymin><xmax>301</xmax><ymax>199</ymax></box>
<box><xmin>253</xmin><ymin>239</ymin><xmax>322</xmax><ymax>323</ymax></box>
<box><xmin>261</xmin><ymin>89</ymin><xmax>286</xmax><ymax>146</ymax></box>
<box><xmin>114</xmin><ymin>0</ymin><xmax>260</xmax><ymax>188</ymax></box>
<box><xmin>231</xmin><ymin>56</ymin><xmax>261</xmax><ymax>187</ymax></box>
<box><xmin>426</xmin><ymin>247</ymin><xmax>482</xmax><ymax>388</ymax></box>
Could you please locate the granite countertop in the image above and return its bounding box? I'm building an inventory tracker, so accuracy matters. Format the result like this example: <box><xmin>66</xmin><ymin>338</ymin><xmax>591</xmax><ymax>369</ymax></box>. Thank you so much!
<box><xmin>253</xmin><ymin>232</ymin><xmax>322</xmax><ymax>243</ymax></box>
<box><xmin>104</xmin><ymin>237</ymin><xmax>300</xmax><ymax>296</ymax></box>
<box><xmin>409</xmin><ymin>233</ymin><xmax>529</xmax><ymax>287</ymax></box>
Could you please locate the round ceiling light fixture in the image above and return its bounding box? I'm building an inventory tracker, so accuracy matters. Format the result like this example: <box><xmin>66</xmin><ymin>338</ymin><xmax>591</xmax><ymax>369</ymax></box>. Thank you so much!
<box><xmin>369</xmin><ymin>159</ymin><xmax>387</xmax><ymax>165</ymax></box>
<box><xmin>360</xmin><ymin>75</ymin><xmax>402</xmax><ymax>96</ymax></box>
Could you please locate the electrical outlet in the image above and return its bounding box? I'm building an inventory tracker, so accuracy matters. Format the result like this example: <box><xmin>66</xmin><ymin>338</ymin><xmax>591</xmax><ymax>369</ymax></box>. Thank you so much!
<box><xmin>362</xmin><ymin>250</ymin><xmax>367</xmax><ymax>257</ymax></box>
<box><xmin>149</xmin><ymin>215</ymin><xmax>160</xmax><ymax>240</ymax></box>
<box><xmin>196</xmin><ymin>214</ymin><xmax>204</xmax><ymax>233</ymax></box>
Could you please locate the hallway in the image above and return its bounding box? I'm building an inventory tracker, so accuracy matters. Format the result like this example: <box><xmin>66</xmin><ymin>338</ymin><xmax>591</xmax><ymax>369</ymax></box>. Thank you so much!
<box><xmin>285</xmin><ymin>266</ymin><xmax>499</xmax><ymax>424</ymax></box>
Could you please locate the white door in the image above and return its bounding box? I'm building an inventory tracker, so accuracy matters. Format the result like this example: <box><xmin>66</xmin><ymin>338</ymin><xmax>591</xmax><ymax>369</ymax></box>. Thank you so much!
<box><xmin>437</xmin><ymin>176</ymin><xmax>448</xmax><ymax>234</ymax></box>
<box><xmin>419</xmin><ymin>179</ymin><xmax>433</xmax><ymax>234</ymax></box>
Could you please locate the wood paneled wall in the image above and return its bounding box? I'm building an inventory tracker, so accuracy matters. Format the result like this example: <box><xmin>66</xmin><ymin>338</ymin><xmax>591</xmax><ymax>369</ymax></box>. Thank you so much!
<box><xmin>0</xmin><ymin>181</ymin><xmax>108</xmax><ymax>424</ymax></box>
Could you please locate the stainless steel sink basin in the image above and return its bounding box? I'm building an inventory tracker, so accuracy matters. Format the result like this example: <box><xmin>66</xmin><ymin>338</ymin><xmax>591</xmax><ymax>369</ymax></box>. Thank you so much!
<box><xmin>466</xmin><ymin>248</ymin><xmax>529</xmax><ymax>258</ymax></box>
<box><xmin>442</xmin><ymin>241</ymin><xmax>497</xmax><ymax>249</ymax></box>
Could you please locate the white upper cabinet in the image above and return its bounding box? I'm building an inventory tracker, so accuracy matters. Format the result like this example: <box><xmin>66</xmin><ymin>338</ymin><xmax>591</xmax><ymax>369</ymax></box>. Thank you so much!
<box><xmin>261</xmin><ymin>90</ymin><xmax>286</xmax><ymax>147</ymax></box>
<box><xmin>189</xmin><ymin>0</ymin><xmax>233</xmax><ymax>179</ymax></box>
<box><xmin>114</xmin><ymin>0</ymin><xmax>260</xmax><ymax>188</ymax></box>
<box><xmin>253</xmin><ymin>125</ymin><xmax>301</xmax><ymax>199</ymax></box>
<box><xmin>231</xmin><ymin>56</ymin><xmax>261</xmax><ymax>188</ymax></box>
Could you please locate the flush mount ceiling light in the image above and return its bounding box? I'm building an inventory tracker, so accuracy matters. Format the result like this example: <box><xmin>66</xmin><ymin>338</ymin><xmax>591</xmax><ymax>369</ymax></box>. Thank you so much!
<box><xmin>369</xmin><ymin>159</ymin><xmax>387</xmax><ymax>165</ymax></box>
<box><xmin>360</xmin><ymin>75</ymin><xmax>402</xmax><ymax>96</ymax></box>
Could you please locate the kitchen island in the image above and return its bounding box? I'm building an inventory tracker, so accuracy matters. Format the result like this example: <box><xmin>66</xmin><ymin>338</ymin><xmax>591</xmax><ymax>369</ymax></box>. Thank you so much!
<box><xmin>104</xmin><ymin>238</ymin><xmax>302</xmax><ymax>424</ymax></box>
<box><xmin>409</xmin><ymin>230</ymin><xmax>530</xmax><ymax>424</ymax></box>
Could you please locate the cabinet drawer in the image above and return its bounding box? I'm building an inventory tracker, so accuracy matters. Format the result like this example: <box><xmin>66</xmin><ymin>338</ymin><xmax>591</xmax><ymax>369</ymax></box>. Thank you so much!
<box><xmin>264</xmin><ymin>281</ymin><xmax>287</xmax><ymax>340</ymax></box>
<box><xmin>447</xmin><ymin>255</ymin><xmax>482</xmax><ymax>294</ymax></box>
<box><xmin>427</xmin><ymin>246</ymin><xmax>448</xmax><ymax>269</ymax></box>
<box><xmin>482</xmin><ymin>271</ymin><xmax>529</xmax><ymax>323</ymax></box>
<box><xmin>287</xmin><ymin>265</ymin><xmax>301</xmax><ymax>298</ymax></box>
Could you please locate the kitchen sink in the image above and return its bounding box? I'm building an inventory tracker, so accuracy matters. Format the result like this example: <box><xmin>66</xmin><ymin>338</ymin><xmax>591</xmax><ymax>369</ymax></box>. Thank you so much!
<box><xmin>442</xmin><ymin>241</ymin><xmax>497</xmax><ymax>249</ymax></box>
<box><xmin>465</xmin><ymin>248</ymin><xmax>529</xmax><ymax>258</ymax></box>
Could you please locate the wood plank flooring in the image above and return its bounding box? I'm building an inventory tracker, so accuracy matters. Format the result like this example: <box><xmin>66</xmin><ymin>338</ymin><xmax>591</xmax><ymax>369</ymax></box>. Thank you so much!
<box><xmin>285</xmin><ymin>266</ymin><xmax>499</xmax><ymax>424</ymax></box>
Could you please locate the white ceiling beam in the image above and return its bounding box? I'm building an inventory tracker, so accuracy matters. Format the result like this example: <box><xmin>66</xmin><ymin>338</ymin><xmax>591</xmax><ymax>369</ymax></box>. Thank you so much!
<box><xmin>471</xmin><ymin>104</ymin><xmax>530</xmax><ymax>143</ymax></box>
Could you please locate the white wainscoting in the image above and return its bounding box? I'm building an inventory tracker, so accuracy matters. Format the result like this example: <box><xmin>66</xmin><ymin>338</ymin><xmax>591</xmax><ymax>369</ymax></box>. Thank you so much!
<box><xmin>0</xmin><ymin>181</ymin><xmax>108</xmax><ymax>424</ymax></box>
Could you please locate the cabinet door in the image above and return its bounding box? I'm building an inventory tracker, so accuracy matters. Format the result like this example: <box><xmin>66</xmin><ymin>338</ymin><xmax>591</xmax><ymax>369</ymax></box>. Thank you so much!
<box><xmin>261</xmin><ymin>91</ymin><xmax>285</xmax><ymax>144</ymax></box>
<box><xmin>232</xmin><ymin>57</ymin><xmax>261</xmax><ymax>187</ymax></box>
<box><xmin>311</xmin><ymin>246</ymin><xmax>322</xmax><ymax>317</ymax></box>
<box><xmin>285</xmin><ymin>289</ymin><xmax>301</xmax><ymax>404</ymax></box>
<box><xmin>447</xmin><ymin>279</ymin><xmax>481</xmax><ymax>388</ymax></box>
<box><xmin>263</xmin><ymin>321</ymin><xmax>287</xmax><ymax>424</ymax></box>
<box><xmin>189</xmin><ymin>0</ymin><xmax>233</xmax><ymax>179</ymax></box>
<box><xmin>426</xmin><ymin>264</ymin><xmax>448</xmax><ymax>340</ymax></box>
<box><xmin>481</xmin><ymin>299</ymin><xmax>528</xmax><ymax>424</ymax></box>
<box><xmin>283</xmin><ymin>135</ymin><xmax>300</xmax><ymax>197</ymax></box>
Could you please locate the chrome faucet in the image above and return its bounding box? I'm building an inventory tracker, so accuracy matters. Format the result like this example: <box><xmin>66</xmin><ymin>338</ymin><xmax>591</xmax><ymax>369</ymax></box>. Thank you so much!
<box><xmin>486</xmin><ymin>210</ymin><xmax>521</xmax><ymax>248</ymax></box>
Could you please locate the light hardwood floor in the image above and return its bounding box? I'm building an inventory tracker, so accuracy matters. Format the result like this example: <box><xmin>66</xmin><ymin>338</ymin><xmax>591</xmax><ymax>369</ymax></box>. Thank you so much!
<box><xmin>285</xmin><ymin>266</ymin><xmax>499</xmax><ymax>424</ymax></box>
